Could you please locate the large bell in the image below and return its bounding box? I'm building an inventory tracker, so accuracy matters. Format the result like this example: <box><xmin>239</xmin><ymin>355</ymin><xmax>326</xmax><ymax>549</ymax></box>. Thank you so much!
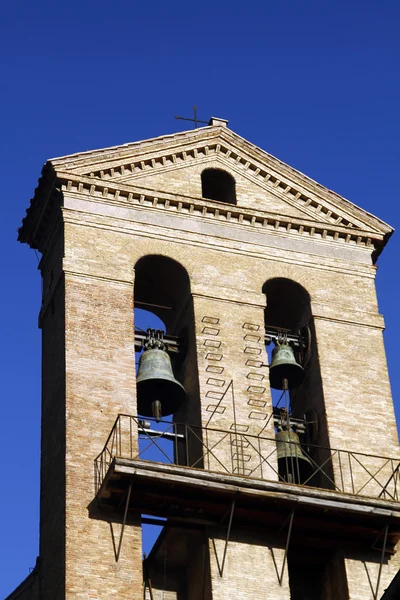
<box><xmin>269</xmin><ymin>343</ymin><xmax>305</xmax><ymax>390</ymax></box>
<box><xmin>136</xmin><ymin>347</ymin><xmax>186</xmax><ymax>420</ymax></box>
<box><xmin>275</xmin><ymin>429</ymin><xmax>312</xmax><ymax>484</ymax></box>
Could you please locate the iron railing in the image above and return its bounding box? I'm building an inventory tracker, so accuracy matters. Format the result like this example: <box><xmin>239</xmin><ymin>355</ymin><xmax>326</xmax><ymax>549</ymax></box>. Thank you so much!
<box><xmin>94</xmin><ymin>414</ymin><xmax>400</xmax><ymax>503</ymax></box>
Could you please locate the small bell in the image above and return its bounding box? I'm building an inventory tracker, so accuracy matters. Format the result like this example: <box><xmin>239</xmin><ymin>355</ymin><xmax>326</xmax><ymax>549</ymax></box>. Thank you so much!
<box><xmin>269</xmin><ymin>343</ymin><xmax>305</xmax><ymax>390</ymax></box>
<box><xmin>275</xmin><ymin>428</ymin><xmax>312</xmax><ymax>484</ymax></box>
<box><xmin>136</xmin><ymin>347</ymin><xmax>186</xmax><ymax>420</ymax></box>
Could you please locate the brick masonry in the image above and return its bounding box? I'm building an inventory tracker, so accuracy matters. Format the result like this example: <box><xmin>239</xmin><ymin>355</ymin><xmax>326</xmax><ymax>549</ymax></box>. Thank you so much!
<box><xmin>14</xmin><ymin>122</ymin><xmax>400</xmax><ymax>598</ymax></box>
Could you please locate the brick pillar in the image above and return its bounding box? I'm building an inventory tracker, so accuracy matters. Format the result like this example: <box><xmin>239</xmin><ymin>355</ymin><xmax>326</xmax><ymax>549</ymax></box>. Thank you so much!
<box><xmin>62</xmin><ymin>274</ymin><xmax>142</xmax><ymax>599</ymax></box>
<box><xmin>191</xmin><ymin>294</ymin><xmax>277</xmax><ymax>480</ymax></box>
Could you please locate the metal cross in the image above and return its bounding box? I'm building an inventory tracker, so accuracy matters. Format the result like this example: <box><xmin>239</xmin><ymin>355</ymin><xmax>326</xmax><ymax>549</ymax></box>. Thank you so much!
<box><xmin>174</xmin><ymin>106</ymin><xmax>209</xmax><ymax>128</ymax></box>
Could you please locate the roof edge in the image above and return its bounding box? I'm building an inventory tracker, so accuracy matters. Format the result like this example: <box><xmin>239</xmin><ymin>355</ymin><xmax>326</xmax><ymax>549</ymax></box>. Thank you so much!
<box><xmin>46</xmin><ymin>125</ymin><xmax>394</xmax><ymax>238</ymax></box>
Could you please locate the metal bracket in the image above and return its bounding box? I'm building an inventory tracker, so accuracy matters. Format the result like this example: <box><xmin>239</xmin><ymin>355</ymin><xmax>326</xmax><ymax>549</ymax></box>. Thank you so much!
<box><xmin>362</xmin><ymin>524</ymin><xmax>390</xmax><ymax>600</ymax></box>
<box><xmin>109</xmin><ymin>483</ymin><xmax>132</xmax><ymax>562</ymax></box>
<box><xmin>211</xmin><ymin>495</ymin><xmax>236</xmax><ymax>577</ymax></box>
<box><xmin>373</xmin><ymin>524</ymin><xmax>389</xmax><ymax>600</ymax></box>
<box><xmin>134</xmin><ymin>328</ymin><xmax>181</xmax><ymax>353</ymax></box>
<box><xmin>270</xmin><ymin>509</ymin><xmax>295</xmax><ymax>586</ymax></box>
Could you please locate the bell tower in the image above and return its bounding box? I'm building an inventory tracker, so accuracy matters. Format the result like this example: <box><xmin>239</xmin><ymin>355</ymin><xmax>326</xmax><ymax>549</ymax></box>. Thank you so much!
<box><xmin>12</xmin><ymin>117</ymin><xmax>400</xmax><ymax>599</ymax></box>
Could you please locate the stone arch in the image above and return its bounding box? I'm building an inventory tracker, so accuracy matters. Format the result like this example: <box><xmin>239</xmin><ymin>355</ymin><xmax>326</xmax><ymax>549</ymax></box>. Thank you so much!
<box><xmin>133</xmin><ymin>254</ymin><xmax>202</xmax><ymax>431</ymax></box>
<box><xmin>263</xmin><ymin>277</ymin><xmax>311</xmax><ymax>332</ymax></box>
<box><xmin>262</xmin><ymin>276</ymin><xmax>333</xmax><ymax>489</ymax></box>
<box><xmin>134</xmin><ymin>254</ymin><xmax>191</xmax><ymax>333</ymax></box>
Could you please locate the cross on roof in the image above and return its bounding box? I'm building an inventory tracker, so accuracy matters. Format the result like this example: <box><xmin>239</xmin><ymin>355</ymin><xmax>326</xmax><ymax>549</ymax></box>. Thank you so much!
<box><xmin>174</xmin><ymin>106</ymin><xmax>209</xmax><ymax>129</ymax></box>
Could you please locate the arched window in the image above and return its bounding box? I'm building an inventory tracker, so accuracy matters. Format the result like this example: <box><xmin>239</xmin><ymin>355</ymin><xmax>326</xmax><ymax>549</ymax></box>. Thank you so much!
<box><xmin>201</xmin><ymin>168</ymin><xmax>236</xmax><ymax>204</ymax></box>
<box><xmin>134</xmin><ymin>255</ymin><xmax>204</xmax><ymax>568</ymax></box>
<box><xmin>263</xmin><ymin>277</ymin><xmax>339</xmax><ymax>597</ymax></box>
<box><xmin>263</xmin><ymin>277</ymin><xmax>332</xmax><ymax>485</ymax></box>
<box><xmin>133</xmin><ymin>254</ymin><xmax>202</xmax><ymax>432</ymax></box>
<box><xmin>263</xmin><ymin>278</ymin><xmax>311</xmax><ymax>332</ymax></box>
<box><xmin>134</xmin><ymin>255</ymin><xmax>190</xmax><ymax>331</ymax></box>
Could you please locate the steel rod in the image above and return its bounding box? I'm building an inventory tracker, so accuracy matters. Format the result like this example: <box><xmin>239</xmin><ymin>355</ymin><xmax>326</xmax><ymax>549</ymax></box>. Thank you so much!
<box><xmin>116</xmin><ymin>483</ymin><xmax>132</xmax><ymax>562</ymax></box>
<box><xmin>375</xmin><ymin>524</ymin><xmax>389</xmax><ymax>600</ymax></box>
<box><xmin>279</xmin><ymin>510</ymin><xmax>295</xmax><ymax>585</ymax></box>
<box><xmin>220</xmin><ymin>497</ymin><xmax>236</xmax><ymax>577</ymax></box>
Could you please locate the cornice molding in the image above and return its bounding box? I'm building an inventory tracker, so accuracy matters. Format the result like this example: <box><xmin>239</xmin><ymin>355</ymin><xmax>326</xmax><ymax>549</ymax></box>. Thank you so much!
<box><xmin>85</xmin><ymin>139</ymin><xmax>378</xmax><ymax>231</ymax></box>
<box><xmin>99</xmin><ymin>151</ymin><xmax>337</xmax><ymax>227</ymax></box>
<box><xmin>98</xmin><ymin>142</ymin><xmax>361</xmax><ymax>230</ymax></box>
<box><xmin>19</xmin><ymin>127</ymin><xmax>393</xmax><ymax>262</ymax></box>
<box><xmin>61</xmin><ymin>210</ymin><xmax>376</xmax><ymax>279</ymax></box>
<box><xmin>49</xmin><ymin>126</ymin><xmax>393</xmax><ymax>236</ymax></box>
<box><xmin>54</xmin><ymin>171</ymin><xmax>382</xmax><ymax>254</ymax></box>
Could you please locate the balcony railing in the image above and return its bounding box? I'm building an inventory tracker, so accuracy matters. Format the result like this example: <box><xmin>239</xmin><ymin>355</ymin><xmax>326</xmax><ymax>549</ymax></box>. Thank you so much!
<box><xmin>94</xmin><ymin>414</ymin><xmax>400</xmax><ymax>503</ymax></box>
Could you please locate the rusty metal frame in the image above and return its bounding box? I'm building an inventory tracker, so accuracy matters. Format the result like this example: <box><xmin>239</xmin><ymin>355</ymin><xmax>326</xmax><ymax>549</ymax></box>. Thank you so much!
<box><xmin>134</xmin><ymin>327</ymin><xmax>305</xmax><ymax>355</ymax></box>
<box><xmin>109</xmin><ymin>483</ymin><xmax>132</xmax><ymax>563</ymax></box>
<box><xmin>211</xmin><ymin>496</ymin><xmax>236</xmax><ymax>578</ymax></box>
<box><xmin>362</xmin><ymin>524</ymin><xmax>390</xmax><ymax>600</ymax></box>
<box><xmin>374</xmin><ymin>524</ymin><xmax>389</xmax><ymax>600</ymax></box>
<box><xmin>379</xmin><ymin>462</ymin><xmax>400</xmax><ymax>501</ymax></box>
<box><xmin>95</xmin><ymin>414</ymin><xmax>400</xmax><ymax>502</ymax></box>
<box><xmin>351</xmin><ymin>455</ymin><xmax>396</xmax><ymax>500</ymax></box>
<box><xmin>269</xmin><ymin>509</ymin><xmax>295</xmax><ymax>586</ymax></box>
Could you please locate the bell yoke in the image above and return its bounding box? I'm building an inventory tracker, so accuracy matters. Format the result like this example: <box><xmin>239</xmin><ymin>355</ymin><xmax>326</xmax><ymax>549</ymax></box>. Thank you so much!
<box><xmin>136</xmin><ymin>331</ymin><xmax>306</xmax><ymax>419</ymax></box>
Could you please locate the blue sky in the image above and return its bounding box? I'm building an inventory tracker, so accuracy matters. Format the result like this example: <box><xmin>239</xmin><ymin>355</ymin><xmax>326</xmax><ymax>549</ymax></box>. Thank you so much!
<box><xmin>1</xmin><ymin>1</ymin><xmax>400</xmax><ymax>596</ymax></box>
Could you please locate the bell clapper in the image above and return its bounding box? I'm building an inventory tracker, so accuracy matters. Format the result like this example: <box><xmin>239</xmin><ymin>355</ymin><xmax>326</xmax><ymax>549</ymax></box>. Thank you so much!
<box><xmin>152</xmin><ymin>400</ymin><xmax>162</xmax><ymax>422</ymax></box>
<box><xmin>282</xmin><ymin>376</ymin><xmax>290</xmax><ymax>430</ymax></box>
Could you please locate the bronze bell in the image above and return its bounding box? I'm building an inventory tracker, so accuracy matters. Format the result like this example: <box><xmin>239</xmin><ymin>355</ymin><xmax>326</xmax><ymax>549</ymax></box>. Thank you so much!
<box><xmin>269</xmin><ymin>343</ymin><xmax>305</xmax><ymax>390</ymax></box>
<box><xmin>275</xmin><ymin>429</ymin><xmax>312</xmax><ymax>484</ymax></box>
<box><xmin>136</xmin><ymin>347</ymin><xmax>186</xmax><ymax>420</ymax></box>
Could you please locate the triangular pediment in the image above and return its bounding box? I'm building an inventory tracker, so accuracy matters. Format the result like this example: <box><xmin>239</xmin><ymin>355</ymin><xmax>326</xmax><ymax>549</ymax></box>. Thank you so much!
<box><xmin>104</xmin><ymin>155</ymin><xmax>319</xmax><ymax>222</ymax></box>
<box><xmin>48</xmin><ymin>124</ymin><xmax>392</xmax><ymax>237</ymax></box>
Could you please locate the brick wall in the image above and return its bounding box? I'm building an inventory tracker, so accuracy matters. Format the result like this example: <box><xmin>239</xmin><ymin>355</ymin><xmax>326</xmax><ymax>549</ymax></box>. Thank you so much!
<box><xmin>16</xmin><ymin>129</ymin><xmax>400</xmax><ymax>599</ymax></box>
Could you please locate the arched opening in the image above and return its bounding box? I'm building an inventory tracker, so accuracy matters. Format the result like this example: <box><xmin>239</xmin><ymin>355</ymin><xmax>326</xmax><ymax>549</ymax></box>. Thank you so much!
<box><xmin>263</xmin><ymin>278</ymin><xmax>311</xmax><ymax>416</ymax></box>
<box><xmin>263</xmin><ymin>278</ymin><xmax>332</xmax><ymax>486</ymax></box>
<box><xmin>263</xmin><ymin>278</ymin><xmax>311</xmax><ymax>332</ymax></box>
<box><xmin>201</xmin><ymin>168</ymin><xmax>236</xmax><ymax>204</ymax></box>
<box><xmin>263</xmin><ymin>278</ymin><xmax>340</xmax><ymax>600</ymax></box>
<box><xmin>134</xmin><ymin>253</ymin><xmax>202</xmax><ymax>436</ymax></box>
<box><xmin>134</xmin><ymin>255</ymin><xmax>203</xmax><ymax>429</ymax></box>
<box><xmin>134</xmin><ymin>255</ymin><xmax>205</xmax><ymax>587</ymax></box>
<box><xmin>134</xmin><ymin>256</ymin><xmax>191</xmax><ymax>423</ymax></box>
<box><xmin>135</xmin><ymin>255</ymin><xmax>191</xmax><ymax>332</ymax></box>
